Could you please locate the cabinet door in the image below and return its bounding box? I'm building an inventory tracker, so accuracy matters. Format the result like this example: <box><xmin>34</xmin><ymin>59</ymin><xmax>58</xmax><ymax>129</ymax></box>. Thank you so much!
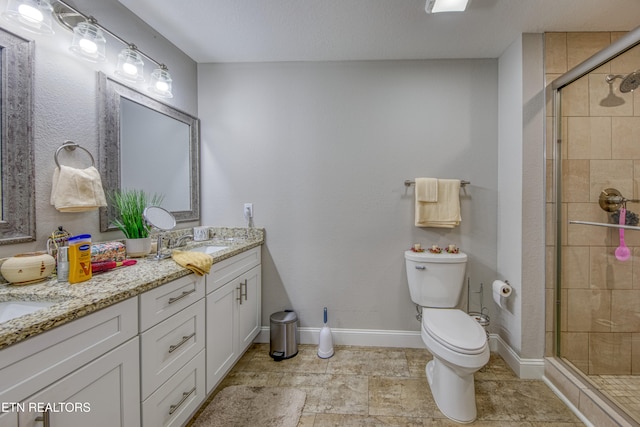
<box><xmin>19</xmin><ymin>338</ymin><xmax>140</xmax><ymax>427</ymax></box>
<box><xmin>0</xmin><ymin>412</ymin><xmax>17</xmax><ymax>427</ymax></box>
<box><xmin>206</xmin><ymin>281</ymin><xmax>237</xmax><ymax>393</ymax></box>
<box><xmin>237</xmin><ymin>265</ymin><xmax>262</xmax><ymax>351</ymax></box>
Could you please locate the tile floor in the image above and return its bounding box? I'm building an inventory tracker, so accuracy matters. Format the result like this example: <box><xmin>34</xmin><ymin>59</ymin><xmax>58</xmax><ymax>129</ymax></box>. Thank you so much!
<box><xmin>189</xmin><ymin>344</ymin><xmax>585</xmax><ymax>426</ymax></box>
<box><xmin>589</xmin><ymin>375</ymin><xmax>640</xmax><ymax>423</ymax></box>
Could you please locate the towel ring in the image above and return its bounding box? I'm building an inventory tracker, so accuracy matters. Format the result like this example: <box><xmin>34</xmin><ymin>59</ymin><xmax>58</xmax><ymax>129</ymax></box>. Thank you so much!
<box><xmin>54</xmin><ymin>141</ymin><xmax>95</xmax><ymax>168</ymax></box>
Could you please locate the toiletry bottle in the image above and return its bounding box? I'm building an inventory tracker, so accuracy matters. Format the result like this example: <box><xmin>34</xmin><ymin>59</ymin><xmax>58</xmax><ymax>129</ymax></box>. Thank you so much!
<box><xmin>68</xmin><ymin>234</ymin><xmax>92</xmax><ymax>284</ymax></box>
<box><xmin>57</xmin><ymin>246</ymin><xmax>69</xmax><ymax>283</ymax></box>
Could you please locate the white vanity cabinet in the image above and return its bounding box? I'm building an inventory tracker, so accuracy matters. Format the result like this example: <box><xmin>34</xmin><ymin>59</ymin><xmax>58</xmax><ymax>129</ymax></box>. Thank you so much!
<box><xmin>139</xmin><ymin>274</ymin><xmax>207</xmax><ymax>427</ymax></box>
<box><xmin>206</xmin><ymin>247</ymin><xmax>261</xmax><ymax>393</ymax></box>
<box><xmin>0</xmin><ymin>298</ymin><xmax>140</xmax><ymax>427</ymax></box>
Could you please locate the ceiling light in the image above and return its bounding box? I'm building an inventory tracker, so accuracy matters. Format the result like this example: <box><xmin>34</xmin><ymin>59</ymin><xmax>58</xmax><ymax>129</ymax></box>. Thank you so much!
<box><xmin>149</xmin><ymin>65</ymin><xmax>173</xmax><ymax>98</ymax></box>
<box><xmin>116</xmin><ymin>46</ymin><xmax>144</xmax><ymax>82</ymax></box>
<box><xmin>70</xmin><ymin>20</ymin><xmax>106</xmax><ymax>62</ymax></box>
<box><xmin>425</xmin><ymin>0</ymin><xmax>471</xmax><ymax>13</ymax></box>
<box><xmin>2</xmin><ymin>0</ymin><xmax>54</xmax><ymax>35</ymax></box>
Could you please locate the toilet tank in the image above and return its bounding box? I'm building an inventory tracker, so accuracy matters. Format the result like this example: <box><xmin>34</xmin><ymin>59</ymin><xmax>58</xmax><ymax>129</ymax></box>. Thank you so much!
<box><xmin>404</xmin><ymin>250</ymin><xmax>468</xmax><ymax>308</ymax></box>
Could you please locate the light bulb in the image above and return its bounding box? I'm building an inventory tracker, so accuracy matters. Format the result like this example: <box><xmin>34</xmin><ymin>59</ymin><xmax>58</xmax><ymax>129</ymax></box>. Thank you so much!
<box><xmin>155</xmin><ymin>81</ymin><xmax>169</xmax><ymax>92</ymax></box>
<box><xmin>122</xmin><ymin>62</ymin><xmax>138</xmax><ymax>76</ymax></box>
<box><xmin>17</xmin><ymin>3</ymin><xmax>42</xmax><ymax>22</ymax></box>
<box><xmin>79</xmin><ymin>38</ymin><xmax>97</xmax><ymax>54</ymax></box>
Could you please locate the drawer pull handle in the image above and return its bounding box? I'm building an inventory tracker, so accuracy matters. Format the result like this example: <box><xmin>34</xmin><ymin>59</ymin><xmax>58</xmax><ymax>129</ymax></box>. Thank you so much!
<box><xmin>415</xmin><ymin>266</ymin><xmax>426</xmax><ymax>270</ymax></box>
<box><xmin>35</xmin><ymin>410</ymin><xmax>50</xmax><ymax>427</ymax></box>
<box><xmin>169</xmin><ymin>386</ymin><xmax>196</xmax><ymax>415</ymax></box>
<box><xmin>168</xmin><ymin>333</ymin><xmax>196</xmax><ymax>353</ymax></box>
<box><xmin>168</xmin><ymin>288</ymin><xmax>196</xmax><ymax>304</ymax></box>
<box><xmin>241</xmin><ymin>279</ymin><xmax>248</xmax><ymax>301</ymax></box>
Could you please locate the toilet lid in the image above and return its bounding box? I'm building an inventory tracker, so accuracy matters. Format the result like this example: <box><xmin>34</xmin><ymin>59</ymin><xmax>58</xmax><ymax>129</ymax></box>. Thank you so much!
<box><xmin>422</xmin><ymin>309</ymin><xmax>487</xmax><ymax>355</ymax></box>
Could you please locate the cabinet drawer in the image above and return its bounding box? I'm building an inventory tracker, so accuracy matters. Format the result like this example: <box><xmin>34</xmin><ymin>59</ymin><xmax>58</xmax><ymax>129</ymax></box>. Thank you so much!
<box><xmin>207</xmin><ymin>246</ymin><xmax>261</xmax><ymax>293</ymax></box>
<box><xmin>140</xmin><ymin>274</ymin><xmax>205</xmax><ymax>331</ymax></box>
<box><xmin>142</xmin><ymin>350</ymin><xmax>206</xmax><ymax>427</ymax></box>
<box><xmin>140</xmin><ymin>299</ymin><xmax>205</xmax><ymax>399</ymax></box>
<box><xmin>0</xmin><ymin>298</ymin><xmax>137</xmax><ymax>403</ymax></box>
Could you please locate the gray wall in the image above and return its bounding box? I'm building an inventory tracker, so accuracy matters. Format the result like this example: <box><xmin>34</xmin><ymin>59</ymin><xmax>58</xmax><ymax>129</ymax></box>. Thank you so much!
<box><xmin>0</xmin><ymin>0</ymin><xmax>198</xmax><ymax>259</ymax></box>
<box><xmin>198</xmin><ymin>60</ymin><xmax>500</xmax><ymax>331</ymax></box>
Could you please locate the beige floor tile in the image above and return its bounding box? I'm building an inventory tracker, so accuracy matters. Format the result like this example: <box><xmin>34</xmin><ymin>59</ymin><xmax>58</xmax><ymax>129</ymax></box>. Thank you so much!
<box><xmin>368</xmin><ymin>376</ymin><xmax>437</xmax><ymax>418</ymax></box>
<box><xmin>476</xmin><ymin>380</ymin><xmax>582</xmax><ymax>423</ymax></box>
<box><xmin>192</xmin><ymin>344</ymin><xmax>586</xmax><ymax>426</ymax></box>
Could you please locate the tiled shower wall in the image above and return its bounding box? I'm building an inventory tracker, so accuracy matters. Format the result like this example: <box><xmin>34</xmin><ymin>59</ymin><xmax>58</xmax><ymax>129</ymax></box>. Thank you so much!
<box><xmin>545</xmin><ymin>32</ymin><xmax>640</xmax><ymax>375</ymax></box>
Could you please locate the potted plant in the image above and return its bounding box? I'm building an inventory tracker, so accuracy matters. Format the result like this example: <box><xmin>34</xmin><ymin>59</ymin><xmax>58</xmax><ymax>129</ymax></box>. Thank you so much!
<box><xmin>110</xmin><ymin>189</ymin><xmax>164</xmax><ymax>257</ymax></box>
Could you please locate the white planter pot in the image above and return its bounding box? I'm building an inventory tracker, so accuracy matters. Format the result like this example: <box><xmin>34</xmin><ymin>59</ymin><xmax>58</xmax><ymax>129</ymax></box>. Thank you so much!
<box><xmin>125</xmin><ymin>237</ymin><xmax>151</xmax><ymax>258</ymax></box>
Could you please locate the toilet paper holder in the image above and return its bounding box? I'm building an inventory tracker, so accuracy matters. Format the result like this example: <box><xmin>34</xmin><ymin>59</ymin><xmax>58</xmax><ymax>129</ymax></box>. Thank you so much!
<box><xmin>467</xmin><ymin>280</ymin><xmax>490</xmax><ymax>329</ymax></box>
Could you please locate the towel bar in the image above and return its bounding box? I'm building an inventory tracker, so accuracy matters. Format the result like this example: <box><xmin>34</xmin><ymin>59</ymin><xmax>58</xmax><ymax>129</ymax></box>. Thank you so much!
<box><xmin>404</xmin><ymin>179</ymin><xmax>470</xmax><ymax>187</ymax></box>
<box><xmin>54</xmin><ymin>140</ymin><xmax>95</xmax><ymax>168</ymax></box>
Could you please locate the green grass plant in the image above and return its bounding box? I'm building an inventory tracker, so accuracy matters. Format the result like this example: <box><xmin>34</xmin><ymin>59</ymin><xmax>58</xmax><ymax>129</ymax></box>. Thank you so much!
<box><xmin>110</xmin><ymin>189</ymin><xmax>164</xmax><ymax>239</ymax></box>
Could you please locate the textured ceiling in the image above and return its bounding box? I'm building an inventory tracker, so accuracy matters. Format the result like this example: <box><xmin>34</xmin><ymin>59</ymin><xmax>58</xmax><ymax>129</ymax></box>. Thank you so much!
<box><xmin>117</xmin><ymin>0</ymin><xmax>640</xmax><ymax>63</ymax></box>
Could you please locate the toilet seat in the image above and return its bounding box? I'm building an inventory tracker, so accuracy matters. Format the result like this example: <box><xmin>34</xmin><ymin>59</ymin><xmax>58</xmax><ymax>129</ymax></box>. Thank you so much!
<box><xmin>422</xmin><ymin>309</ymin><xmax>487</xmax><ymax>355</ymax></box>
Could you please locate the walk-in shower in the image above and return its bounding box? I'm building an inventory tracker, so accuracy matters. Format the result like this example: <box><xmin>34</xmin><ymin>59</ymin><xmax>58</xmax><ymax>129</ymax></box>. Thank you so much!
<box><xmin>549</xmin><ymin>27</ymin><xmax>640</xmax><ymax>425</ymax></box>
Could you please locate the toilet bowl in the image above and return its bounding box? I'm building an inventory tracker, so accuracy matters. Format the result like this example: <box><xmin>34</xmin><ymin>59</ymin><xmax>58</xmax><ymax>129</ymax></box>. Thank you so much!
<box><xmin>404</xmin><ymin>249</ymin><xmax>489</xmax><ymax>423</ymax></box>
<box><xmin>421</xmin><ymin>308</ymin><xmax>489</xmax><ymax>423</ymax></box>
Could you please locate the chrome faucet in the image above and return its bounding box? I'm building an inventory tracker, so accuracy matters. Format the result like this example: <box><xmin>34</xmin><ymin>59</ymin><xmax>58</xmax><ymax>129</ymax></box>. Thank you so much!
<box><xmin>170</xmin><ymin>234</ymin><xmax>193</xmax><ymax>248</ymax></box>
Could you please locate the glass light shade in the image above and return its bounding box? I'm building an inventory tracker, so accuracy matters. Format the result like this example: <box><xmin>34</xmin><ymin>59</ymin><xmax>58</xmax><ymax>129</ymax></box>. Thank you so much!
<box><xmin>425</xmin><ymin>0</ymin><xmax>470</xmax><ymax>13</ymax></box>
<box><xmin>149</xmin><ymin>67</ymin><xmax>173</xmax><ymax>98</ymax></box>
<box><xmin>115</xmin><ymin>48</ymin><xmax>144</xmax><ymax>82</ymax></box>
<box><xmin>2</xmin><ymin>0</ymin><xmax>54</xmax><ymax>35</ymax></box>
<box><xmin>70</xmin><ymin>21</ymin><xmax>106</xmax><ymax>62</ymax></box>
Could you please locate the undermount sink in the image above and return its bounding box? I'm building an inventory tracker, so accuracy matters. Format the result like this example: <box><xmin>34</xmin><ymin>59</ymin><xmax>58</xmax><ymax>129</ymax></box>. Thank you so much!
<box><xmin>0</xmin><ymin>300</ymin><xmax>57</xmax><ymax>323</ymax></box>
<box><xmin>189</xmin><ymin>245</ymin><xmax>229</xmax><ymax>255</ymax></box>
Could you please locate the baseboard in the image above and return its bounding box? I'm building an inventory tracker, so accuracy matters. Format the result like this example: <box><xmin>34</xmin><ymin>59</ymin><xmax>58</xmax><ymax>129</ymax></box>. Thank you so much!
<box><xmin>493</xmin><ymin>334</ymin><xmax>545</xmax><ymax>379</ymax></box>
<box><xmin>256</xmin><ymin>326</ymin><xmax>425</xmax><ymax>348</ymax></box>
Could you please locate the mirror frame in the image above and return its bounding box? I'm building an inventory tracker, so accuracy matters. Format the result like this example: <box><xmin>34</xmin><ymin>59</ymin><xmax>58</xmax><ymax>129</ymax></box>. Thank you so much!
<box><xmin>0</xmin><ymin>28</ymin><xmax>35</xmax><ymax>245</ymax></box>
<box><xmin>98</xmin><ymin>72</ymin><xmax>200</xmax><ymax>232</ymax></box>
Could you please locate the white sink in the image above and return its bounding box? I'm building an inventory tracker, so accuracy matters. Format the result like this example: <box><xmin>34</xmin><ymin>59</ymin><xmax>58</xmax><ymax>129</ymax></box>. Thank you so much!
<box><xmin>0</xmin><ymin>300</ymin><xmax>57</xmax><ymax>323</ymax></box>
<box><xmin>189</xmin><ymin>245</ymin><xmax>228</xmax><ymax>255</ymax></box>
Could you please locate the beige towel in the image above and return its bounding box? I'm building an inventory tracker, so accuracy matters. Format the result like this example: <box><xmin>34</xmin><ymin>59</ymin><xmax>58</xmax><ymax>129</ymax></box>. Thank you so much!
<box><xmin>415</xmin><ymin>178</ymin><xmax>438</xmax><ymax>202</ymax></box>
<box><xmin>172</xmin><ymin>250</ymin><xmax>214</xmax><ymax>276</ymax></box>
<box><xmin>415</xmin><ymin>179</ymin><xmax>461</xmax><ymax>228</ymax></box>
<box><xmin>50</xmin><ymin>165</ymin><xmax>108</xmax><ymax>212</ymax></box>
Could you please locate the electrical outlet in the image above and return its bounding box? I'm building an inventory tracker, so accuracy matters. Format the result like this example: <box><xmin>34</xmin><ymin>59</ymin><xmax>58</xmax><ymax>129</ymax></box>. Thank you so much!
<box><xmin>244</xmin><ymin>203</ymin><xmax>253</xmax><ymax>220</ymax></box>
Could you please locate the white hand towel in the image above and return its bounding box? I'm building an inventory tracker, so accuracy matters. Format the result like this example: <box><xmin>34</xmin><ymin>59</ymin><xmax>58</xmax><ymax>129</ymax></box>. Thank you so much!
<box><xmin>50</xmin><ymin>165</ymin><xmax>108</xmax><ymax>212</ymax></box>
<box><xmin>415</xmin><ymin>178</ymin><xmax>438</xmax><ymax>202</ymax></box>
<box><xmin>415</xmin><ymin>179</ymin><xmax>461</xmax><ymax>228</ymax></box>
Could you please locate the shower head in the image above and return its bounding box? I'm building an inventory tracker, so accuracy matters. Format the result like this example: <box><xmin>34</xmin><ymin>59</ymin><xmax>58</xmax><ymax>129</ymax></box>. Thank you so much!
<box><xmin>620</xmin><ymin>71</ymin><xmax>640</xmax><ymax>93</ymax></box>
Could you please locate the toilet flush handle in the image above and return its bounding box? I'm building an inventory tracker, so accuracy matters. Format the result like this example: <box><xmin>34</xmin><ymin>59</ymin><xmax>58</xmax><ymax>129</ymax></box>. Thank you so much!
<box><xmin>415</xmin><ymin>265</ymin><xmax>426</xmax><ymax>270</ymax></box>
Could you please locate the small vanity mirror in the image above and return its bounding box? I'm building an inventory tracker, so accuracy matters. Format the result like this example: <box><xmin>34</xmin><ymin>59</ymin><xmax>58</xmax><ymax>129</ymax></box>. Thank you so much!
<box><xmin>99</xmin><ymin>73</ymin><xmax>200</xmax><ymax>232</ymax></box>
<box><xmin>144</xmin><ymin>206</ymin><xmax>176</xmax><ymax>260</ymax></box>
<box><xmin>143</xmin><ymin>206</ymin><xmax>176</xmax><ymax>231</ymax></box>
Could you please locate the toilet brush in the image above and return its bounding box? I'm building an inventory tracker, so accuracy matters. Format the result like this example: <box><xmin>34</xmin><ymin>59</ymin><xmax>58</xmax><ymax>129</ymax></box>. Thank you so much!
<box><xmin>317</xmin><ymin>307</ymin><xmax>334</xmax><ymax>358</ymax></box>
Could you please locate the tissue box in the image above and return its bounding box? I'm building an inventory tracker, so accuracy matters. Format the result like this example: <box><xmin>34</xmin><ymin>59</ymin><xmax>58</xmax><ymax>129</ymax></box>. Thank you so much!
<box><xmin>91</xmin><ymin>242</ymin><xmax>126</xmax><ymax>263</ymax></box>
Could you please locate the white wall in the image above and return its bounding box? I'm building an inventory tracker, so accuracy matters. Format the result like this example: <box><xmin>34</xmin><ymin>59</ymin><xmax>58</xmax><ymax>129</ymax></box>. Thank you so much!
<box><xmin>198</xmin><ymin>59</ymin><xmax>499</xmax><ymax>331</ymax></box>
<box><xmin>497</xmin><ymin>34</ymin><xmax>546</xmax><ymax>363</ymax></box>
<box><xmin>0</xmin><ymin>0</ymin><xmax>198</xmax><ymax>259</ymax></box>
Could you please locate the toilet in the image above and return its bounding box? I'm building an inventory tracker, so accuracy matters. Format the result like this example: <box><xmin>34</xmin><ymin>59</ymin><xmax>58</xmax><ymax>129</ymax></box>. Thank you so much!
<box><xmin>404</xmin><ymin>249</ymin><xmax>489</xmax><ymax>424</ymax></box>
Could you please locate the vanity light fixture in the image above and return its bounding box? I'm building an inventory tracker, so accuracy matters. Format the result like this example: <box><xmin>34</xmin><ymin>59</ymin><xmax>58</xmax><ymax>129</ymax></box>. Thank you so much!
<box><xmin>115</xmin><ymin>45</ymin><xmax>145</xmax><ymax>82</ymax></box>
<box><xmin>2</xmin><ymin>0</ymin><xmax>54</xmax><ymax>35</ymax></box>
<box><xmin>48</xmin><ymin>0</ymin><xmax>174</xmax><ymax>98</ymax></box>
<box><xmin>69</xmin><ymin>18</ymin><xmax>106</xmax><ymax>62</ymax></box>
<box><xmin>425</xmin><ymin>0</ymin><xmax>471</xmax><ymax>13</ymax></box>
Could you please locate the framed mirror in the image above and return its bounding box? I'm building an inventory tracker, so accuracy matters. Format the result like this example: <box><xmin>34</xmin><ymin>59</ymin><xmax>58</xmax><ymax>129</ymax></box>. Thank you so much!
<box><xmin>0</xmin><ymin>28</ymin><xmax>35</xmax><ymax>245</ymax></box>
<box><xmin>98</xmin><ymin>72</ymin><xmax>200</xmax><ymax>232</ymax></box>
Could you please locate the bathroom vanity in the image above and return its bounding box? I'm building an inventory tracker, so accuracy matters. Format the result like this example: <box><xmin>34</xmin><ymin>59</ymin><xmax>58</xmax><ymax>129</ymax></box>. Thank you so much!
<box><xmin>0</xmin><ymin>228</ymin><xmax>264</xmax><ymax>427</ymax></box>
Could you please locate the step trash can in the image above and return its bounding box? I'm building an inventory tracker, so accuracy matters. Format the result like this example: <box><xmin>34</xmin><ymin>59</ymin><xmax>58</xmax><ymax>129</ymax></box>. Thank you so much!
<box><xmin>270</xmin><ymin>310</ymin><xmax>299</xmax><ymax>361</ymax></box>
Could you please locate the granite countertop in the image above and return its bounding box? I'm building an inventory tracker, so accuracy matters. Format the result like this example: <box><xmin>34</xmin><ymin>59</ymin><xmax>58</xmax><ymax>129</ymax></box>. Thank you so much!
<box><xmin>0</xmin><ymin>227</ymin><xmax>264</xmax><ymax>350</ymax></box>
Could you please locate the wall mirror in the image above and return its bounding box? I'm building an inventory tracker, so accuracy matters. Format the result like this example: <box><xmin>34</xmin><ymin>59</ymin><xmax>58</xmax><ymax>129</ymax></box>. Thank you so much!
<box><xmin>0</xmin><ymin>28</ymin><xmax>35</xmax><ymax>245</ymax></box>
<box><xmin>98</xmin><ymin>72</ymin><xmax>200</xmax><ymax>232</ymax></box>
